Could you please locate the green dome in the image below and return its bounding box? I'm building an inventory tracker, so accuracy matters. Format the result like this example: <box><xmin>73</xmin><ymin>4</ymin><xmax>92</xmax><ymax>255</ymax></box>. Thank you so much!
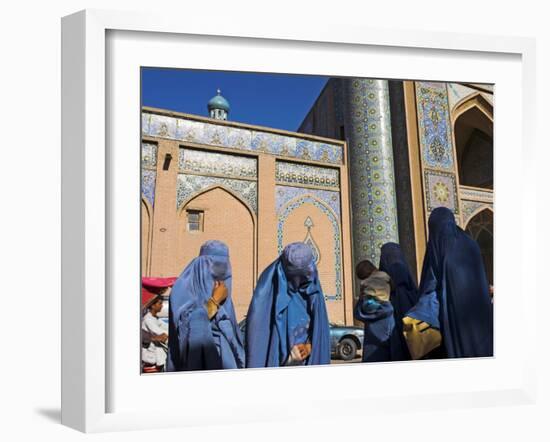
<box><xmin>207</xmin><ymin>89</ymin><xmax>230</xmax><ymax>112</ymax></box>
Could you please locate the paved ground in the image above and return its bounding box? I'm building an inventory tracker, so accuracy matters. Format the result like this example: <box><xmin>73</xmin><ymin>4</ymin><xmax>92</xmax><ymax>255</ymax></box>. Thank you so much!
<box><xmin>331</xmin><ymin>357</ymin><xmax>361</xmax><ymax>364</ymax></box>
<box><xmin>331</xmin><ymin>350</ymin><xmax>362</xmax><ymax>364</ymax></box>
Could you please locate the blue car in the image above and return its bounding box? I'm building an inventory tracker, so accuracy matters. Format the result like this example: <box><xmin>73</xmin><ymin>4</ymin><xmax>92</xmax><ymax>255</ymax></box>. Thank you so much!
<box><xmin>238</xmin><ymin>319</ymin><xmax>363</xmax><ymax>361</ymax></box>
<box><xmin>329</xmin><ymin>323</ymin><xmax>364</xmax><ymax>361</ymax></box>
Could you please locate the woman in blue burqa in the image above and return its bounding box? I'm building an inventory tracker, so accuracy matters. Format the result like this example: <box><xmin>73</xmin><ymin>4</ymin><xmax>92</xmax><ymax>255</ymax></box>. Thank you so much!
<box><xmin>405</xmin><ymin>207</ymin><xmax>493</xmax><ymax>358</ymax></box>
<box><xmin>379</xmin><ymin>242</ymin><xmax>420</xmax><ymax>361</ymax></box>
<box><xmin>245</xmin><ymin>242</ymin><xmax>331</xmax><ymax>367</ymax></box>
<box><xmin>166</xmin><ymin>240</ymin><xmax>245</xmax><ymax>371</ymax></box>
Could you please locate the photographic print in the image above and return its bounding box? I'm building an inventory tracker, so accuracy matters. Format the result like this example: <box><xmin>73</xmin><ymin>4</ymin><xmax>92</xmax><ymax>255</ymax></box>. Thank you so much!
<box><xmin>140</xmin><ymin>69</ymin><xmax>494</xmax><ymax>373</ymax></box>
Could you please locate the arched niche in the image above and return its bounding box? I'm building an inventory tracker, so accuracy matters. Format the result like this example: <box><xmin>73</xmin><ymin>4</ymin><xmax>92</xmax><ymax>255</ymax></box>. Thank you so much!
<box><xmin>452</xmin><ymin>95</ymin><xmax>494</xmax><ymax>189</ymax></box>
<box><xmin>278</xmin><ymin>194</ymin><xmax>345</xmax><ymax>323</ymax></box>
<box><xmin>141</xmin><ymin>197</ymin><xmax>153</xmax><ymax>276</ymax></box>
<box><xmin>176</xmin><ymin>186</ymin><xmax>257</xmax><ymax>322</ymax></box>
<box><xmin>465</xmin><ymin>208</ymin><xmax>493</xmax><ymax>285</ymax></box>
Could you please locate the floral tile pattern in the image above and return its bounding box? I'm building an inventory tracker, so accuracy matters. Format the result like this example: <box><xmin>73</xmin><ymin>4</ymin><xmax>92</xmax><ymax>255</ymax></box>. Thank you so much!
<box><xmin>275</xmin><ymin>185</ymin><xmax>341</xmax><ymax>219</ymax></box>
<box><xmin>251</xmin><ymin>132</ymin><xmax>297</xmax><ymax>157</ymax></box>
<box><xmin>179</xmin><ymin>148</ymin><xmax>257</xmax><ymax>179</ymax></box>
<box><xmin>275</xmin><ymin>161</ymin><xmax>339</xmax><ymax>190</ymax></box>
<box><xmin>148</xmin><ymin>114</ymin><xmax>177</xmax><ymax>139</ymax></box>
<box><xmin>176</xmin><ymin>175</ymin><xmax>258</xmax><ymax>214</ymax></box>
<box><xmin>459</xmin><ymin>186</ymin><xmax>493</xmax><ymax>204</ymax></box>
<box><xmin>141</xmin><ymin>169</ymin><xmax>156</xmax><ymax>207</ymax></box>
<box><xmin>461</xmin><ymin>199</ymin><xmax>493</xmax><ymax>225</ymax></box>
<box><xmin>142</xmin><ymin>111</ymin><xmax>343</xmax><ymax>165</ymax></box>
<box><xmin>141</xmin><ymin>142</ymin><xmax>157</xmax><ymax>169</ymax></box>
<box><xmin>141</xmin><ymin>142</ymin><xmax>158</xmax><ymax>206</ymax></box>
<box><xmin>175</xmin><ymin>118</ymin><xmax>205</xmax><ymax>143</ymax></box>
<box><xmin>176</xmin><ymin>148</ymin><xmax>258</xmax><ymax>213</ymax></box>
<box><xmin>416</xmin><ymin>82</ymin><xmax>455</xmax><ymax>170</ymax></box>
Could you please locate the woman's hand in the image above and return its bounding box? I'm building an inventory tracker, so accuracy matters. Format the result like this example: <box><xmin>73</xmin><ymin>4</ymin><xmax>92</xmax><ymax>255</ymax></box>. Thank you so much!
<box><xmin>292</xmin><ymin>343</ymin><xmax>312</xmax><ymax>361</ymax></box>
<box><xmin>211</xmin><ymin>280</ymin><xmax>228</xmax><ymax>305</ymax></box>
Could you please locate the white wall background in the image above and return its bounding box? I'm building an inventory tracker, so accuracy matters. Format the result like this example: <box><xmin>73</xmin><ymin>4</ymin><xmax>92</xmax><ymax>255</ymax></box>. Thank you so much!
<box><xmin>0</xmin><ymin>0</ymin><xmax>547</xmax><ymax>440</ymax></box>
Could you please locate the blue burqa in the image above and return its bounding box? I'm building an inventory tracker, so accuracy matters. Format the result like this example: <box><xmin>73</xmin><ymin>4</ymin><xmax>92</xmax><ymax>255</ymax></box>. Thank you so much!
<box><xmin>379</xmin><ymin>242</ymin><xmax>420</xmax><ymax>361</ymax></box>
<box><xmin>166</xmin><ymin>240</ymin><xmax>245</xmax><ymax>371</ymax></box>
<box><xmin>406</xmin><ymin>207</ymin><xmax>493</xmax><ymax>358</ymax></box>
<box><xmin>245</xmin><ymin>242</ymin><xmax>331</xmax><ymax>367</ymax></box>
<box><xmin>354</xmin><ymin>297</ymin><xmax>395</xmax><ymax>362</ymax></box>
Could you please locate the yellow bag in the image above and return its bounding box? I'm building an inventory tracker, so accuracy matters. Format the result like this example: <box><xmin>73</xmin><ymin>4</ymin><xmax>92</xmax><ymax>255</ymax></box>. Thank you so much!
<box><xmin>402</xmin><ymin>316</ymin><xmax>442</xmax><ymax>360</ymax></box>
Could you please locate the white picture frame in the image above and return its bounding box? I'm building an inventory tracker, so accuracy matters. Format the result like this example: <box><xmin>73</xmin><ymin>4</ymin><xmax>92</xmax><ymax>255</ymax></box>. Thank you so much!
<box><xmin>61</xmin><ymin>9</ymin><xmax>537</xmax><ymax>433</ymax></box>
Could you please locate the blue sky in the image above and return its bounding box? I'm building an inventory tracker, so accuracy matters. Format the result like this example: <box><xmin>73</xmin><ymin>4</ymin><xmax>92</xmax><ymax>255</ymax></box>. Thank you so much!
<box><xmin>141</xmin><ymin>68</ymin><xmax>328</xmax><ymax>132</ymax></box>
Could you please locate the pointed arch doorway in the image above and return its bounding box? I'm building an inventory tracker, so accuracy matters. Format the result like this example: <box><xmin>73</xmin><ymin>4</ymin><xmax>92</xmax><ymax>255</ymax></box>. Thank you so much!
<box><xmin>465</xmin><ymin>208</ymin><xmax>493</xmax><ymax>285</ymax></box>
<box><xmin>177</xmin><ymin>186</ymin><xmax>257</xmax><ymax>321</ymax></box>
<box><xmin>453</xmin><ymin>95</ymin><xmax>494</xmax><ymax>190</ymax></box>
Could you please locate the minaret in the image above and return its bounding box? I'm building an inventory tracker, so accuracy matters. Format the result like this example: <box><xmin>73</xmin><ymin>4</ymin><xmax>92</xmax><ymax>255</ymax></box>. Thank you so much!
<box><xmin>207</xmin><ymin>88</ymin><xmax>230</xmax><ymax>120</ymax></box>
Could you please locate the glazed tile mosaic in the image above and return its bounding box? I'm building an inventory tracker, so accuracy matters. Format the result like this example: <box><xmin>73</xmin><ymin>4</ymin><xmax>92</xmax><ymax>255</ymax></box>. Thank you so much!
<box><xmin>447</xmin><ymin>83</ymin><xmax>495</xmax><ymax>111</ymax></box>
<box><xmin>251</xmin><ymin>131</ymin><xmax>297</xmax><ymax>156</ymax></box>
<box><xmin>142</xmin><ymin>111</ymin><xmax>344</xmax><ymax>165</ymax></box>
<box><xmin>275</xmin><ymin>161</ymin><xmax>339</xmax><ymax>190</ymax></box>
<box><xmin>344</xmin><ymin>78</ymin><xmax>399</xmax><ymax>266</ymax></box>
<box><xmin>459</xmin><ymin>186</ymin><xmax>494</xmax><ymax>203</ymax></box>
<box><xmin>447</xmin><ymin>83</ymin><xmax>478</xmax><ymax>111</ymax></box>
<box><xmin>303</xmin><ymin>216</ymin><xmax>321</xmax><ymax>265</ymax></box>
<box><xmin>424</xmin><ymin>169</ymin><xmax>459</xmax><ymax>214</ymax></box>
<box><xmin>461</xmin><ymin>200</ymin><xmax>493</xmax><ymax>225</ymax></box>
<box><xmin>227</xmin><ymin>126</ymin><xmax>254</xmax><ymax>150</ymax></box>
<box><xmin>299</xmin><ymin>140</ymin><xmax>341</xmax><ymax>164</ymax></box>
<box><xmin>275</xmin><ymin>185</ymin><xmax>341</xmax><ymax>219</ymax></box>
<box><xmin>332</xmin><ymin>79</ymin><xmax>345</xmax><ymax>127</ymax></box>
<box><xmin>174</xmin><ymin>118</ymin><xmax>206</xmax><ymax>143</ymax></box>
<box><xmin>141</xmin><ymin>142</ymin><xmax>158</xmax><ymax>170</ymax></box>
<box><xmin>203</xmin><ymin>123</ymin><xmax>230</xmax><ymax>147</ymax></box>
<box><xmin>148</xmin><ymin>114</ymin><xmax>177</xmax><ymax>139</ymax></box>
<box><xmin>276</xmin><ymin>194</ymin><xmax>342</xmax><ymax>301</ymax></box>
<box><xmin>176</xmin><ymin>175</ymin><xmax>257</xmax><ymax>214</ymax></box>
<box><xmin>142</xmin><ymin>113</ymin><xmax>151</xmax><ymax>137</ymax></box>
<box><xmin>141</xmin><ymin>169</ymin><xmax>156</xmax><ymax>207</ymax></box>
<box><xmin>416</xmin><ymin>82</ymin><xmax>455</xmax><ymax>170</ymax></box>
<box><xmin>179</xmin><ymin>148</ymin><xmax>257</xmax><ymax>180</ymax></box>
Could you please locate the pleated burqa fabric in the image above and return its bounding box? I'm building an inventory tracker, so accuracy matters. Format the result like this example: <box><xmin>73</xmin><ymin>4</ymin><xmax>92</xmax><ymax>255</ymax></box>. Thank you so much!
<box><xmin>167</xmin><ymin>240</ymin><xmax>245</xmax><ymax>371</ymax></box>
<box><xmin>406</xmin><ymin>207</ymin><xmax>493</xmax><ymax>358</ymax></box>
<box><xmin>379</xmin><ymin>242</ymin><xmax>420</xmax><ymax>361</ymax></box>
<box><xmin>245</xmin><ymin>243</ymin><xmax>331</xmax><ymax>368</ymax></box>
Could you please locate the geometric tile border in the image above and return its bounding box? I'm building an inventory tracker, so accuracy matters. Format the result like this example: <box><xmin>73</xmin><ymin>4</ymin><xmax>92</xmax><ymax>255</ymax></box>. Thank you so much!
<box><xmin>459</xmin><ymin>185</ymin><xmax>493</xmax><ymax>204</ymax></box>
<box><xmin>344</xmin><ymin>78</ymin><xmax>400</xmax><ymax>266</ymax></box>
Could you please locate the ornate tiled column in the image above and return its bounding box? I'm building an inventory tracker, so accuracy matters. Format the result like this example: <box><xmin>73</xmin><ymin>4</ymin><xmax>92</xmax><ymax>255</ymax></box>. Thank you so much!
<box><xmin>344</xmin><ymin>78</ymin><xmax>399</xmax><ymax>268</ymax></box>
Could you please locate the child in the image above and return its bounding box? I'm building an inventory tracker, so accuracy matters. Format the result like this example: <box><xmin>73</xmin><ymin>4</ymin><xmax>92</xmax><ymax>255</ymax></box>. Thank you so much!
<box><xmin>141</xmin><ymin>283</ymin><xmax>170</xmax><ymax>373</ymax></box>
<box><xmin>354</xmin><ymin>260</ymin><xmax>395</xmax><ymax>362</ymax></box>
